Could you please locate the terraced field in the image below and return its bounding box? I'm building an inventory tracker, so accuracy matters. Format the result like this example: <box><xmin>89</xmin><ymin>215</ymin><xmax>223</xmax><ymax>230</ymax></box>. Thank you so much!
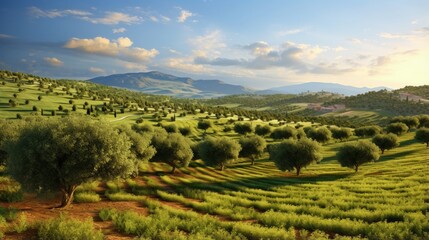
<box><xmin>3</xmin><ymin>132</ymin><xmax>421</xmax><ymax>239</ymax></box>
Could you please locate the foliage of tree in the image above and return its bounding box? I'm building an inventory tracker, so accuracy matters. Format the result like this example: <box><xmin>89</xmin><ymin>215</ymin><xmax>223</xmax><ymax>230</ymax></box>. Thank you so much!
<box><xmin>372</xmin><ymin>133</ymin><xmax>399</xmax><ymax>154</ymax></box>
<box><xmin>415</xmin><ymin>128</ymin><xmax>429</xmax><ymax>147</ymax></box>
<box><xmin>354</xmin><ymin>125</ymin><xmax>382</xmax><ymax>137</ymax></box>
<box><xmin>163</xmin><ymin>124</ymin><xmax>178</xmax><ymax>133</ymax></box>
<box><xmin>390</xmin><ymin>116</ymin><xmax>420</xmax><ymax>131</ymax></box>
<box><xmin>179</xmin><ymin>126</ymin><xmax>191</xmax><ymax>136</ymax></box>
<box><xmin>132</xmin><ymin>123</ymin><xmax>154</xmax><ymax>134</ymax></box>
<box><xmin>151</xmin><ymin>132</ymin><xmax>193</xmax><ymax>173</ymax></box>
<box><xmin>197</xmin><ymin>120</ymin><xmax>212</xmax><ymax>133</ymax></box>
<box><xmin>239</xmin><ymin>135</ymin><xmax>267</xmax><ymax>165</ymax></box>
<box><xmin>234</xmin><ymin>122</ymin><xmax>253</xmax><ymax>135</ymax></box>
<box><xmin>337</xmin><ymin>141</ymin><xmax>380</xmax><ymax>172</ymax></box>
<box><xmin>331</xmin><ymin>127</ymin><xmax>353</xmax><ymax>141</ymax></box>
<box><xmin>255</xmin><ymin>124</ymin><xmax>272</xmax><ymax>136</ymax></box>
<box><xmin>199</xmin><ymin>137</ymin><xmax>241</xmax><ymax>171</ymax></box>
<box><xmin>0</xmin><ymin>119</ymin><xmax>27</xmax><ymax>165</ymax></box>
<box><xmin>296</xmin><ymin>128</ymin><xmax>307</xmax><ymax>140</ymax></box>
<box><xmin>325</xmin><ymin>89</ymin><xmax>429</xmax><ymax>116</ymax></box>
<box><xmin>271</xmin><ymin>126</ymin><xmax>297</xmax><ymax>140</ymax></box>
<box><xmin>307</xmin><ymin>127</ymin><xmax>332</xmax><ymax>143</ymax></box>
<box><xmin>417</xmin><ymin>115</ymin><xmax>429</xmax><ymax>128</ymax></box>
<box><xmin>386</xmin><ymin>123</ymin><xmax>409</xmax><ymax>136</ymax></box>
<box><xmin>269</xmin><ymin>139</ymin><xmax>322</xmax><ymax>176</ymax></box>
<box><xmin>116</xmin><ymin>125</ymin><xmax>156</xmax><ymax>171</ymax></box>
<box><xmin>6</xmin><ymin>117</ymin><xmax>136</xmax><ymax>208</ymax></box>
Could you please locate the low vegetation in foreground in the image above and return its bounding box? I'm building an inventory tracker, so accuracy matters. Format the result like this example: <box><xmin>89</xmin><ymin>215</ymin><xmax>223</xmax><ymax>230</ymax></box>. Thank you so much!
<box><xmin>0</xmin><ymin>71</ymin><xmax>428</xmax><ymax>239</ymax></box>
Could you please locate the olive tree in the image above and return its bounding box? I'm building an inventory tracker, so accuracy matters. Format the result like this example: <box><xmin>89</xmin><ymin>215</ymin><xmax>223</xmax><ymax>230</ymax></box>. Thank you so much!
<box><xmin>331</xmin><ymin>127</ymin><xmax>353</xmax><ymax>141</ymax></box>
<box><xmin>307</xmin><ymin>126</ymin><xmax>332</xmax><ymax>144</ymax></box>
<box><xmin>255</xmin><ymin>124</ymin><xmax>272</xmax><ymax>136</ymax></box>
<box><xmin>415</xmin><ymin>128</ymin><xmax>429</xmax><ymax>147</ymax></box>
<box><xmin>239</xmin><ymin>135</ymin><xmax>267</xmax><ymax>165</ymax></box>
<box><xmin>6</xmin><ymin>117</ymin><xmax>136</xmax><ymax>208</ymax></box>
<box><xmin>269</xmin><ymin>139</ymin><xmax>322</xmax><ymax>176</ymax></box>
<box><xmin>337</xmin><ymin>141</ymin><xmax>380</xmax><ymax>172</ymax></box>
<box><xmin>197</xmin><ymin>120</ymin><xmax>212</xmax><ymax>133</ymax></box>
<box><xmin>0</xmin><ymin>119</ymin><xmax>26</xmax><ymax>165</ymax></box>
<box><xmin>354</xmin><ymin>125</ymin><xmax>382</xmax><ymax>137</ymax></box>
<box><xmin>402</xmin><ymin>116</ymin><xmax>420</xmax><ymax>131</ymax></box>
<box><xmin>234</xmin><ymin>122</ymin><xmax>253</xmax><ymax>135</ymax></box>
<box><xmin>386</xmin><ymin>123</ymin><xmax>409</xmax><ymax>136</ymax></box>
<box><xmin>270</xmin><ymin>126</ymin><xmax>297</xmax><ymax>140</ymax></box>
<box><xmin>116</xmin><ymin>125</ymin><xmax>156</xmax><ymax>173</ymax></box>
<box><xmin>151</xmin><ymin>132</ymin><xmax>193</xmax><ymax>173</ymax></box>
<box><xmin>417</xmin><ymin>115</ymin><xmax>429</xmax><ymax>128</ymax></box>
<box><xmin>372</xmin><ymin>133</ymin><xmax>399</xmax><ymax>154</ymax></box>
<box><xmin>199</xmin><ymin>137</ymin><xmax>241</xmax><ymax>171</ymax></box>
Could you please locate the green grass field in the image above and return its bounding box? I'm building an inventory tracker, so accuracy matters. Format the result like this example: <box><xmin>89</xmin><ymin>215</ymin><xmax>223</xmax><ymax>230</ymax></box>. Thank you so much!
<box><xmin>98</xmin><ymin>132</ymin><xmax>427</xmax><ymax>239</ymax></box>
<box><xmin>1</xmin><ymin>73</ymin><xmax>428</xmax><ymax>239</ymax></box>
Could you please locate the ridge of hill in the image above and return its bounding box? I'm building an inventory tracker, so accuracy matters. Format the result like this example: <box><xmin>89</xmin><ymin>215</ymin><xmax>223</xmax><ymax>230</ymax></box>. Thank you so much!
<box><xmin>269</xmin><ymin>82</ymin><xmax>389</xmax><ymax>96</ymax></box>
<box><xmin>89</xmin><ymin>71</ymin><xmax>254</xmax><ymax>98</ymax></box>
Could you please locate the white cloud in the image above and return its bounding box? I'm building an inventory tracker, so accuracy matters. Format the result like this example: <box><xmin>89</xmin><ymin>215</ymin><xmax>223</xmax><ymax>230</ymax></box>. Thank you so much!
<box><xmin>29</xmin><ymin>6</ymin><xmax>91</xmax><ymax>18</ymax></box>
<box><xmin>160</xmin><ymin>15</ymin><xmax>171</xmax><ymax>22</ymax></box>
<box><xmin>278</xmin><ymin>28</ymin><xmax>304</xmax><ymax>36</ymax></box>
<box><xmin>0</xmin><ymin>34</ymin><xmax>14</xmax><ymax>39</ymax></box>
<box><xmin>81</xmin><ymin>12</ymin><xmax>141</xmax><ymax>25</ymax></box>
<box><xmin>411</xmin><ymin>19</ymin><xmax>418</xmax><ymax>25</ymax></box>
<box><xmin>64</xmin><ymin>36</ymin><xmax>158</xmax><ymax>62</ymax></box>
<box><xmin>195</xmin><ymin>41</ymin><xmax>349</xmax><ymax>74</ymax></box>
<box><xmin>165</xmin><ymin>57</ymin><xmax>208</xmax><ymax>73</ymax></box>
<box><xmin>243</xmin><ymin>41</ymin><xmax>273</xmax><ymax>56</ymax></box>
<box><xmin>348</xmin><ymin>38</ymin><xmax>363</xmax><ymax>44</ymax></box>
<box><xmin>44</xmin><ymin>57</ymin><xmax>63</xmax><ymax>67</ymax></box>
<box><xmin>190</xmin><ymin>30</ymin><xmax>226</xmax><ymax>57</ymax></box>
<box><xmin>117</xmin><ymin>37</ymin><xmax>133</xmax><ymax>48</ymax></box>
<box><xmin>334</xmin><ymin>46</ymin><xmax>346</xmax><ymax>52</ymax></box>
<box><xmin>113</xmin><ymin>27</ymin><xmax>126</xmax><ymax>34</ymax></box>
<box><xmin>177</xmin><ymin>9</ymin><xmax>193</xmax><ymax>23</ymax></box>
<box><xmin>168</xmin><ymin>49</ymin><xmax>181</xmax><ymax>55</ymax></box>
<box><xmin>379</xmin><ymin>28</ymin><xmax>429</xmax><ymax>41</ymax></box>
<box><xmin>150</xmin><ymin>16</ymin><xmax>159</xmax><ymax>22</ymax></box>
<box><xmin>89</xmin><ymin>67</ymin><xmax>105</xmax><ymax>74</ymax></box>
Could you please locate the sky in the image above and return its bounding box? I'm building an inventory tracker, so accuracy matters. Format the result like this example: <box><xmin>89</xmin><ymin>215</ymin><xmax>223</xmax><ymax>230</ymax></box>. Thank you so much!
<box><xmin>0</xmin><ymin>0</ymin><xmax>428</xmax><ymax>89</ymax></box>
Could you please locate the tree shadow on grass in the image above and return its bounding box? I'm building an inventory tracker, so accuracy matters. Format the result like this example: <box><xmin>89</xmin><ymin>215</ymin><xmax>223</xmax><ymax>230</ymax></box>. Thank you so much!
<box><xmin>377</xmin><ymin>149</ymin><xmax>420</xmax><ymax>162</ymax></box>
<box><xmin>148</xmin><ymin>171</ymin><xmax>354</xmax><ymax>194</ymax></box>
<box><xmin>399</xmin><ymin>138</ymin><xmax>417</xmax><ymax>147</ymax></box>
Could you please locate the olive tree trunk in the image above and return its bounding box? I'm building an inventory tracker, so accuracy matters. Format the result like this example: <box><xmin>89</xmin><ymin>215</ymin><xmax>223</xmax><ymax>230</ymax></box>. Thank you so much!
<box><xmin>59</xmin><ymin>185</ymin><xmax>77</xmax><ymax>208</ymax></box>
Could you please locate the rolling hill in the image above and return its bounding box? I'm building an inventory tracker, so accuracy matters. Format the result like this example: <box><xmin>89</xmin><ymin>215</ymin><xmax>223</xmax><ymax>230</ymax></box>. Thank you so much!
<box><xmin>89</xmin><ymin>72</ymin><xmax>393</xmax><ymax>98</ymax></box>
<box><xmin>89</xmin><ymin>71</ymin><xmax>254</xmax><ymax>98</ymax></box>
<box><xmin>269</xmin><ymin>82</ymin><xmax>389</xmax><ymax>96</ymax></box>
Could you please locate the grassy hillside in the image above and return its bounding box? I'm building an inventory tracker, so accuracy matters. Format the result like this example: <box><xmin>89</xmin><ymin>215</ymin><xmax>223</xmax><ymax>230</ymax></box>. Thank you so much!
<box><xmin>325</xmin><ymin>89</ymin><xmax>429</xmax><ymax>116</ymax></box>
<box><xmin>1</xmin><ymin>70</ymin><xmax>428</xmax><ymax>239</ymax></box>
<box><xmin>1</xmin><ymin>131</ymin><xmax>428</xmax><ymax>239</ymax></box>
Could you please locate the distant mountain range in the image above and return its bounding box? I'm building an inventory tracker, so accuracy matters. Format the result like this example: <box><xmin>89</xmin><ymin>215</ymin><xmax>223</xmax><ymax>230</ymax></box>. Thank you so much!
<box><xmin>269</xmin><ymin>82</ymin><xmax>390</xmax><ymax>96</ymax></box>
<box><xmin>89</xmin><ymin>71</ymin><xmax>252</xmax><ymax>98</ymax></box>
<box><xmin>89</xmin><ymin>71</ymin><xmax>390</xmax><ymax>98</ymax></box>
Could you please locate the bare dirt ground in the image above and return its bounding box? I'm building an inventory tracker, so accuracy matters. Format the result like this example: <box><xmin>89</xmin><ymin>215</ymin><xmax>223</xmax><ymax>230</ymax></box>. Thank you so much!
<box><xmin>1</xmin><ymin>193</ymin><xmax>149</xmax><ymax>239</ymax></box>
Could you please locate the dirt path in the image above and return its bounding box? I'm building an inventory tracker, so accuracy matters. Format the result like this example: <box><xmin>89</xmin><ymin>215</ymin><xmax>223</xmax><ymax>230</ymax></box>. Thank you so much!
<box><xmin>109</xmin><ymin>115</ymin><xmax>133</xmax><ymax>122</ymax></box>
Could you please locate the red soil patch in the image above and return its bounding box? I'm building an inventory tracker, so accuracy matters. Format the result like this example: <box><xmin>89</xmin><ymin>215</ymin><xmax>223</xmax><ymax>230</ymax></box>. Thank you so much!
<box><xmin>0</xmin><ymin>193</ymin><xmax>148</xmax><ymax>239</ymax></box>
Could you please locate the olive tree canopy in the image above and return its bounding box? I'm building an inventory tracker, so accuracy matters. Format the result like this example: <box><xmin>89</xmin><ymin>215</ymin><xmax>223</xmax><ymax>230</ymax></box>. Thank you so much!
<box><xmin>6</xmin><ymin>117</ymin><xmax>136</xmax><ymax>208</ymax></box>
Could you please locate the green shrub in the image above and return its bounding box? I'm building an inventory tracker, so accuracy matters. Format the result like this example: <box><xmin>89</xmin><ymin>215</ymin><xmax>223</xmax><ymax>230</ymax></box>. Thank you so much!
<box><xmin>13</xmin><ymin>213</ymin><xmax>27</xmax><ymax>233</ymax></box>
<box><xmin>0</xmin><ymin>206</ymin><xmax>18</xmax><ymax>221</ymax></box>
<box><xmin>99</xmin><ymin>208</ymin><xmax>118</xmax><ymax>221</ymax></box>
<box><xmin>74</xmin><ymin>192</ymin><xmax>101</xmax><ymax>203</ymax></box>
<box><xmin>37</xmin><ymin>214</ymin><xmax>103</xmax><ymax>240</ymax></box>
<box><xmin>0</xmin><ymin>185</ymin><xmax>23</xmax><ymax>202</ymax></box>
